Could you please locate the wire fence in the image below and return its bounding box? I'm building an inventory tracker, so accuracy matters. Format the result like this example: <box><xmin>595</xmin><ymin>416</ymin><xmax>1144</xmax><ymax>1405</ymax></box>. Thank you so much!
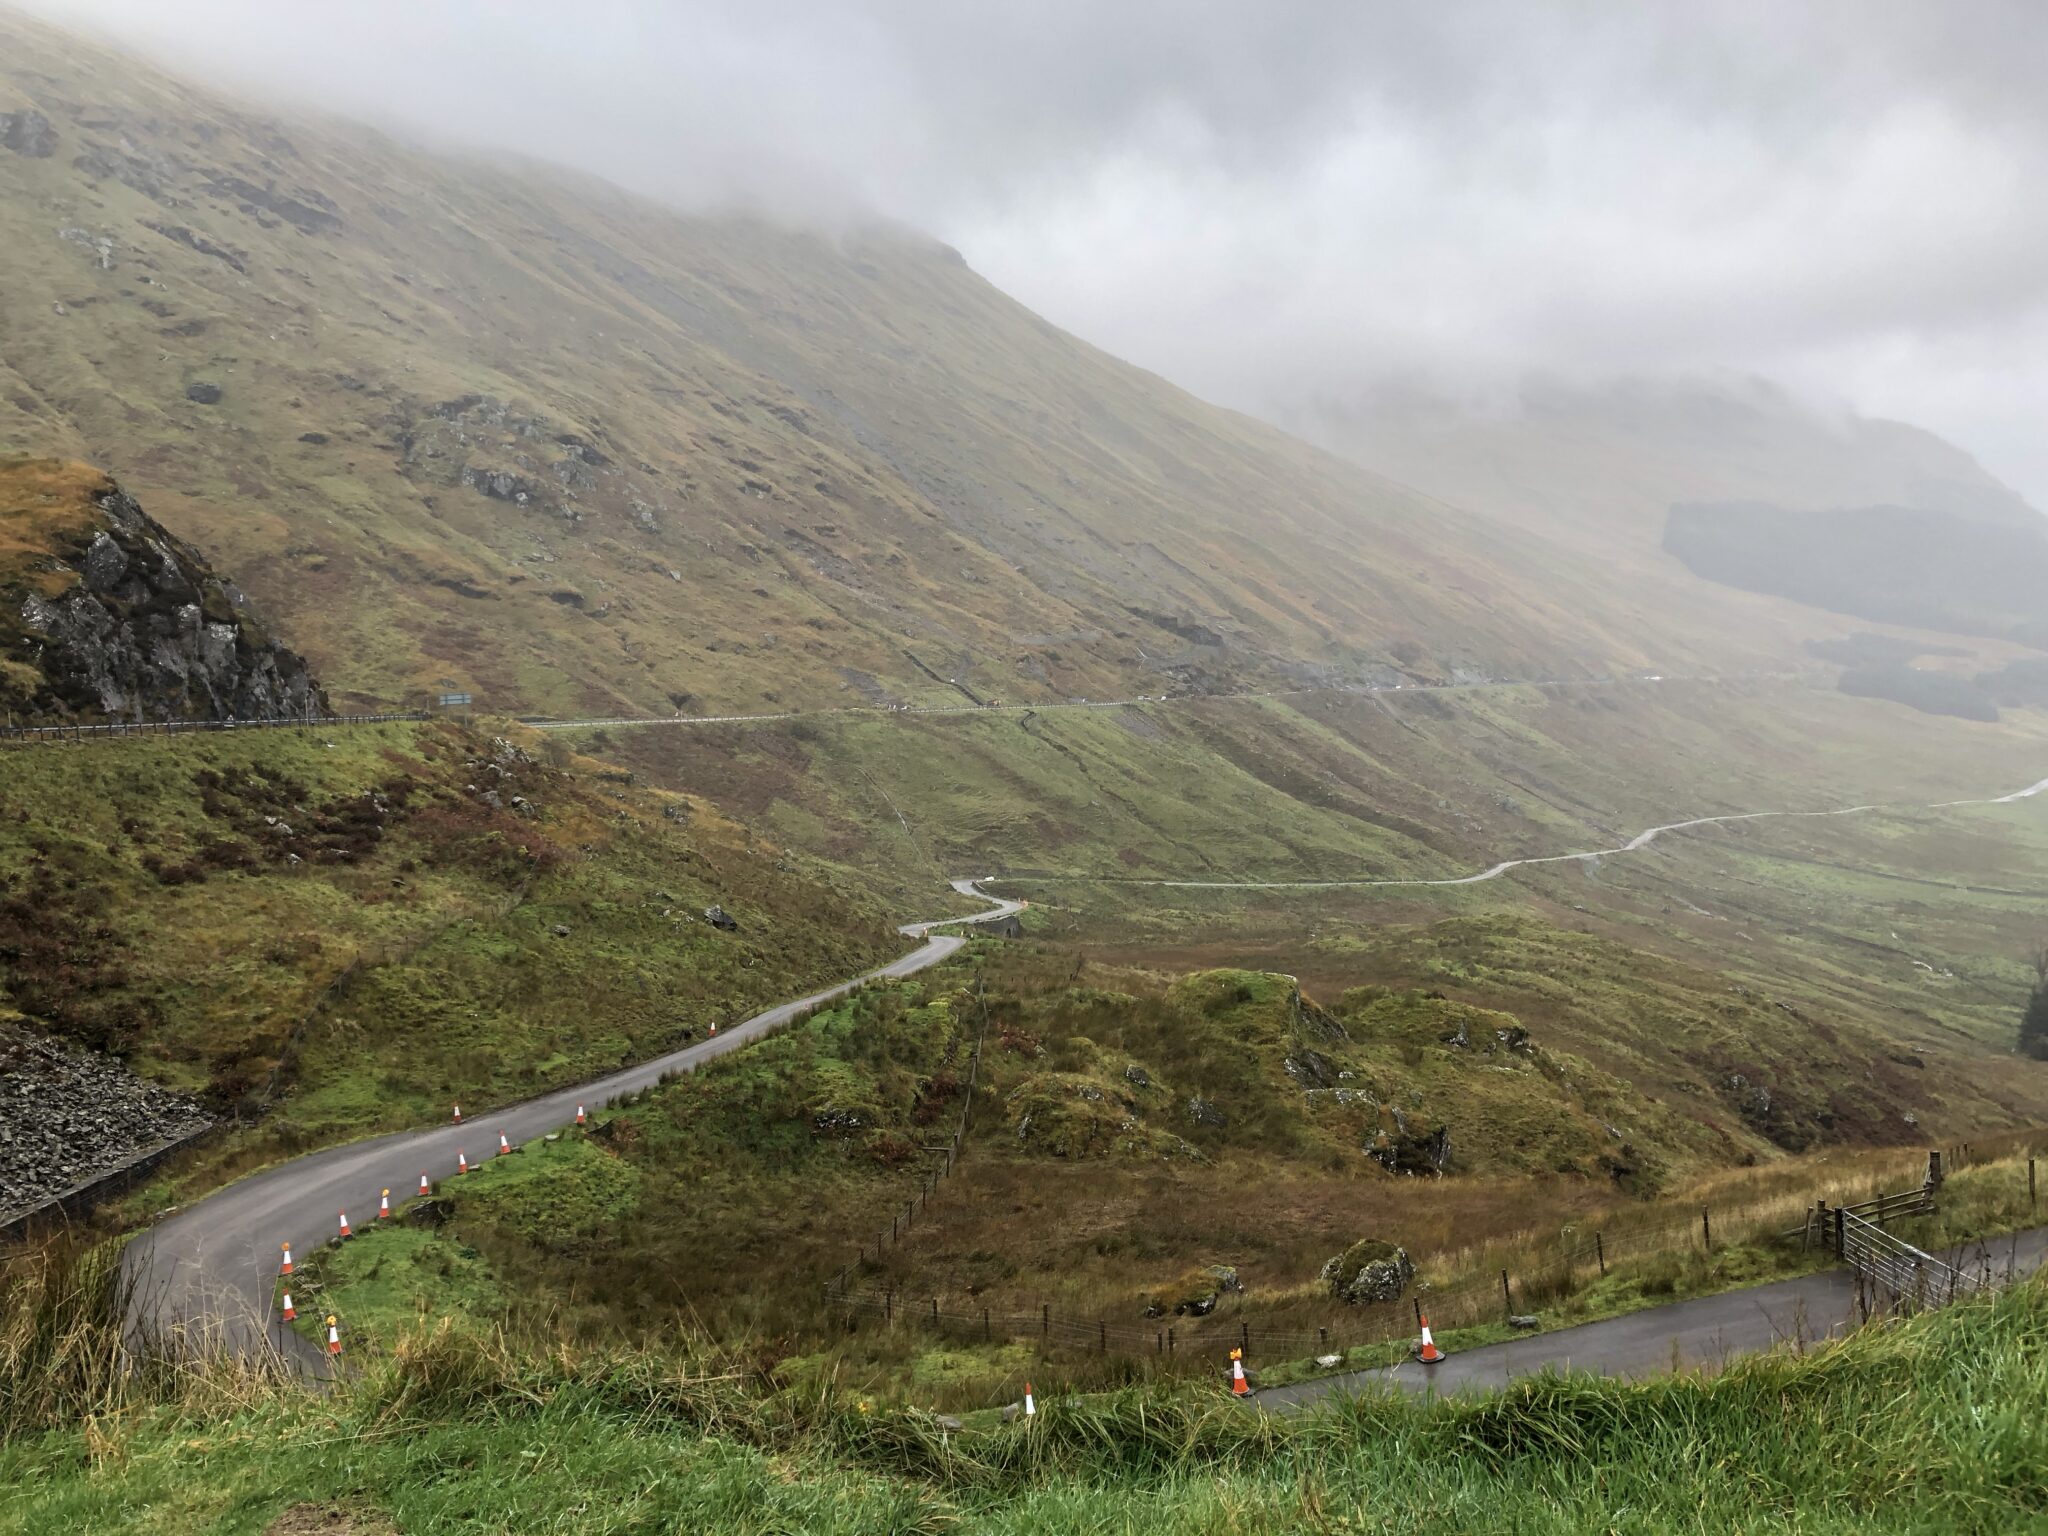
<box><xmin>0</xmin><ymin>712</ymin><xmax>428</xmax><ymax>744</ymax></box>
<box><xmin>823</xmin><ymin>1137</ymin><xmax>2047</xmax><ymax>1365</ymax></box>
<box><xmin>822</xmin><ymin>976</ymin><xmax>992</xmax><ymax>1296</ymax></box>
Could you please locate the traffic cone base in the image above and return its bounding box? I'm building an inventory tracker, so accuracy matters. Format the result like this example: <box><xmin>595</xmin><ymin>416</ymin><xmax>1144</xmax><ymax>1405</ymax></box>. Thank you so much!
<box><xmin>1414</xmin><ymin>1314</ymin><xmax>1445</xmax><ymax>1364</ymax></box>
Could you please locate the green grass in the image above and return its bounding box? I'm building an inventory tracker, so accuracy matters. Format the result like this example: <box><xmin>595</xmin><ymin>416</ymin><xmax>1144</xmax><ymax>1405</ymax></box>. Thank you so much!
<box><xmin>0</xmin><ymin>719</ymin><xmax>902</xmax><ymax>1217</ymax></box>
<box><xmin>7</xmin><ymin>1230</ymin><xmax>2048</xmax><ymax>1534</ymax></box>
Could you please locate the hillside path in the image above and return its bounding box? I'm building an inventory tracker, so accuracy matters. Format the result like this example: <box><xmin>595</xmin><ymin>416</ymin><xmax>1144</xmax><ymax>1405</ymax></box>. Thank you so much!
<box><xmin>121</xmin><ymin>880</ymin><xmax>1021</xmax><ymax>1363</ymax></box>
<box><xmin>1256</xmin><ymin>1226</ymin><xmax>2048</xmax><ymax>1411</ymax></box>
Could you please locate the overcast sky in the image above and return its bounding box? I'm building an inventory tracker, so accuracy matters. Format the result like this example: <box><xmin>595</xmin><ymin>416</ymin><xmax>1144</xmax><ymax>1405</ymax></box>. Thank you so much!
<box><xmin>28</xmin><ymin>0</ymin><xmax>2048</xmax><ymax>505</ymax></box>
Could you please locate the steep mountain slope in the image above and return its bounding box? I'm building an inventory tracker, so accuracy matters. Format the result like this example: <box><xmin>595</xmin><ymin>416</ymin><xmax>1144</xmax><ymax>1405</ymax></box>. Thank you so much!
<box><xmin>1288</xmin><ymin>376</ymin><xmax>2047</xmax><ymax>666</ymax></box>
<box><xmin>0</xmin><ymin>7</ymin><xmax>1725</xmax><ymax>719</ymax></box>
<box><xmin>1291</xmin><ymin>376</ymin><xmax>2040</xmax><ymax>554</ymax></box>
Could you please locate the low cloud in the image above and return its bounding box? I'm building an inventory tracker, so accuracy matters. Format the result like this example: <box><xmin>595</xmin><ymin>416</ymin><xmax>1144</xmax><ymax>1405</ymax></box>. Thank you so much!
<box><xmin>26</xmin><ymin>0</ymin><xmax>2048</xmax><ymax>502</ymax></box>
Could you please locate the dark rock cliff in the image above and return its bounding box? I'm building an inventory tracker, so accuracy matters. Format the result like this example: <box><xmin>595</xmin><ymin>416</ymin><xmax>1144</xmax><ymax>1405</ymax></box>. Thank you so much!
<box><xmin>2</xmin><ymin>458</ymin><xmax>325</xmax><ymax>723</ymax></box>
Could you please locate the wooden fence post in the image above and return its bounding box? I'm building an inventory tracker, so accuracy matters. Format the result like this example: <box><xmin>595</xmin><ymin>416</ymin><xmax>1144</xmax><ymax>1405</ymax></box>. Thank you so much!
<box><xmin>1595</xmin><ymin>1232</ymin><xmax>1607</xmax><ymax>1275</ymax></box>
<box><xmin>2031</xmin><ymin>1158</ymin><xmax>2038</xmax><ymax>1214</ymax></box>
<box><xmin>1501</xmin><ymin>1269</ymin><xmax>1512</xmax><ymax>1317</ymax></box>
<box><xmin>1701</xmin><ymin>1206</ymin><xmax>1712</xmax><ymax>1251</ymax></box>
<box><xmin>1042</xmin><ymin>1303</ymin><xmax>1049</xmax><ymax>1338</ymax></box>
<box><xmin>1098</xmin><ymin>1321</ymin><xmax>1106</xmax><ymax>1354</ymax></box>
<box><xmin>1240</xmin><ymin>1319</ymin><xmax>1250</xmax><ymax>1352</ymax></box>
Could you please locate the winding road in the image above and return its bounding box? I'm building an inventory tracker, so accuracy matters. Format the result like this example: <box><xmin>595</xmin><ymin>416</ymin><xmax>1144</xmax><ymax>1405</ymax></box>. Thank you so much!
<box><xmin>1258</xmin><ymin>1226</ymin><xmax>2048</xmax><ymax>1411</ymax></box>
<box><xmin>121</xmin><ymin>880</ymin><xmax>1023</xmax><ymax>1362</ymax></box>
<box><xmin>984</xmin><ymin>775</ymin><xmax>2048</xmax><ymax>891</ymax></box>
<box><xmin>120</xmin><ymin>764</ymin><xmax>2048</xmax><ymax>1372</ymax></box>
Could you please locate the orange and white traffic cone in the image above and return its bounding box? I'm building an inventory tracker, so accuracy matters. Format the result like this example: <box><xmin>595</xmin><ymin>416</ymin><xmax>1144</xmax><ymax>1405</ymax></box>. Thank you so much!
<box><xmin>419</xmin><ymin>1172</ymin><xmax>431</xmax><ymax>1197</ymax></box>
<box><xmin>326</xmin><ymin>1315</ymin><xmax>342</xmax><ymax>1356</ymax></box>
<box><xmin>709</xmin><ymin>1021</ymin><xmax>718</xmax><ymax>1037</ymax></box>
<box><xmin>458</xmin><ymin>1150</ymin><xmax>470</xmax><ymax>1175</ymax></box>
<box><xmin>1229</xmin><ymin>1347</ymin><xmax>1251</xmax><ymax>1396</ymax></box>
<box><xmin>1023</xmin><ymin>1382</ymin><xmax>1036</xmax><ymax>1417</ymax></box>
<box><xmin>498</xmin><ymin>1132</ymin><xmax>512</xmax><ymax>1157</ymax></box>
<box><xmin>338</xmin><ymin>1209</ymin><xmax>352</xmax><ymax>1239</ymax></box>
<box><xmin>453</xmin><ymin>1103</ymin><xmax>462</xmax><ymax>1124</ymax></box>
<box><xmin>280</xmin><ymin>1291</ymin><xmax>296</xmax><ymax>1322</ymax></box>
<box><xmin>279</xmin><ymin>1242</ymin><xmax>294</xmax><ymax>1276</ymax></box>
<box><xmin>1415</xmin><ymin>1313</ymin><xmax>1444</xmax><ymax>1364</ymax></box>
<box><xmin>379</xmin><ymin>1188</ymin><xmax>391</xmax><ymax>1220</ymax></box>
<box><xmin>576</xmin><ymin>1103</ymin><xmax>587</xmax><ymax>1126</ymax></box>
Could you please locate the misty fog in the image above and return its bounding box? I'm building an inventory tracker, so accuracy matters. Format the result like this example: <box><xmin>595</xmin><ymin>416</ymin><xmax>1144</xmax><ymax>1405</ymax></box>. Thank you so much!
<box><xmin>22</xmin><ymin>0</ymin><xmax>2048</xmax><ymax>505</ymax></box>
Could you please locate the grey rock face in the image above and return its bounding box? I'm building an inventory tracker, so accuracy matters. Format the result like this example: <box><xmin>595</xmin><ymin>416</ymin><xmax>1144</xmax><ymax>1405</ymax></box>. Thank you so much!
<box><xmin>7</xmin><ymin>484</ymin><xmax>325</xmax><ymax>724</ymax></box>
<box><xmin>1185</xmin><ymin>1095</ymin><xmax>1228</xmax><ymax>1129</ymax></box>
<box><xmin>0</xmin><ymin>109</ymin><xmax>56</xmax><ymax>157</ymax></box>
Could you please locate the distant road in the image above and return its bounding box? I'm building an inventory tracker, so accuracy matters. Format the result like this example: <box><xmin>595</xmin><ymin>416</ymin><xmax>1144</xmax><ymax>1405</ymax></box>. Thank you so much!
<box><xmin>1258</xmin><ymin>1226</ymin><xmax>2048</xmax><ymax>1409</ymax></box>
<box><xmin>123</xmin><ymin>879</ymin><xmax>1022</xmax><ymax>1364</ymax></box>
<box><xmin>523</xmin><ymin>671</ymin><xmax>1809</xmax><ymax>734</ymax></box>
<box><xmin>984</xmin><ymin>774</ymin><xmax>2048</xmax><ymax>892</ymax></box>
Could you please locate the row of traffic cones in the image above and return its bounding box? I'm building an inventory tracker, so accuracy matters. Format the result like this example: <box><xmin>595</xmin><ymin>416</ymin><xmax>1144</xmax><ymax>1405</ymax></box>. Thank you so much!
<box><xmin>278</xmin><ymin>1098</ymin><xmax>601</xmax><ymax>1336</ymax></box>
<box><xmin>1221</xmin><ymin>1310</ymin><xmax>1444</xmax><ymax>1400</ymax></box>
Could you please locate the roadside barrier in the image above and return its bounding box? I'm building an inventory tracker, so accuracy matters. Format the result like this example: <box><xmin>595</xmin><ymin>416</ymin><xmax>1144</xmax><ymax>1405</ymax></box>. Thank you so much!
<box><xmin>830</xmin><ymin>1133</ymin><xmax>2048</xmax><ymax>1365</ymax></box>
<box><xmin>0</xmin><ymin>711</ymin><xmax>428</xmax><ymax>744</ymax></box>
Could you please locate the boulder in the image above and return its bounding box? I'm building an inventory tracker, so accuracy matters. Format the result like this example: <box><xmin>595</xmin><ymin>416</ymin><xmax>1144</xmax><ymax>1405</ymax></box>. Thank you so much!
<box><xmin>185</xmin><ymin>382</ymin><xmax>223</xmax><ymax>405</ymax></box>
<box><xmin>0</xmin><ymin>109</ymin><xmax>55</xmax><ymax>157</ymax></box>
<box><xmin>1318</xmin><ymin>1239</ymin><xmax>1415</xmax><ymax>1306</ymax></box>
<box><xmin>1143</xmin><ymin>1263</ymin><xmax>1243</xmax><ymax>1318</ymax></box>
<box><xmin>703</xmin><ymin>904</ymin><xmax>738</xmax><ymax>931</ymax></box>
<box><xmin>1185</xmin><ymin>1096</ymin><xmax>1227</xmax><ymax>1129</ymax></box>
<box><xmin>1368</xmin><ymin>1123</ymin><xmax>1451</xmax><ymax>1176</ymax></box>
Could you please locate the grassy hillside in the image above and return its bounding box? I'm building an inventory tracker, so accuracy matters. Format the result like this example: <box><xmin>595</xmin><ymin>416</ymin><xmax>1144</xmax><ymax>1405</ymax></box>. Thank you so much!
<box><xmin>0</xmin><ymin>6</ymin><xmax>1751</xmax><ymax>721</ymax></box>
<box><xmin>0</xmin><ymin>717</ymin><xmax>902</xmax><ymax>1207</ymax></box>
<box><xmin>6</xmin><ymin>1231</ymin><xmax>2048</xmax><ymax>1534</ymax></box>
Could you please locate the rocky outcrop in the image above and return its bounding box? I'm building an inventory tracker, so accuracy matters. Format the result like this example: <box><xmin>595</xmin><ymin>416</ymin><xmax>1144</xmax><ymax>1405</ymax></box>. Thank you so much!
<box><xmin>1319</xmin><ymin>1239</ymin><xmax>1415</xmax><ymax>1306</ymax></box>
<box><xmin>2</xmin><ymin>460</ymin><xmax>325</xmax><ymax>723</ymax></box>
<box><xmin>0</xmin><ymin>1018</ymin><xmax>212</xmax><ymax>1223</ymax></box>
<box><xmin>0</xmin><ymin>108</ymin><xmax>56</xmax><ymax>157</ymax></box>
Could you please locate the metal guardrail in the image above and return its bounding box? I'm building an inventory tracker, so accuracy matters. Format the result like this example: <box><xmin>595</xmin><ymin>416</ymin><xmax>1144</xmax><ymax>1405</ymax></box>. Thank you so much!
<box><xmin>0</xmin><ymin>712</ymin><xmax>428</xmax><ymax>743</ymax></box>
<box><xmin>1836</xmin><ymin>1208</ymin><xmax>1986</xmax><ymax>1306</ymax></box>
